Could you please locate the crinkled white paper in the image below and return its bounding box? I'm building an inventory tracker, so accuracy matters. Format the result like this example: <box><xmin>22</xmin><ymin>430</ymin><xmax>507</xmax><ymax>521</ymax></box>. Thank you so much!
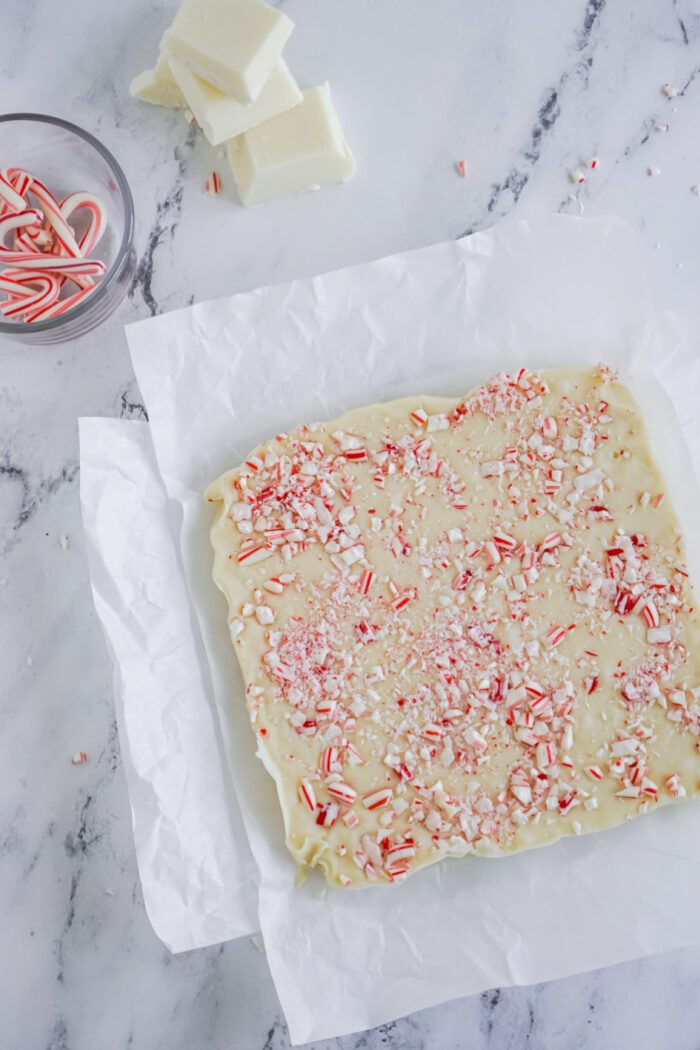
<box><xmin>83</xmin><ymin>216</ymin><xmax>700</xmax><ymax>1044</ymax></box>
<box><xmin>79</xmin><ymin>418</ymin><xmax>259</xmax><ymax>951</ymax></box>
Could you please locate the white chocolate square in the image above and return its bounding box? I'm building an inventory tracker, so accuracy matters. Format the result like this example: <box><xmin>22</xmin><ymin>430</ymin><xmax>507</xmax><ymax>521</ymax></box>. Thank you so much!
<box><xmin>169</xmin><ymin>58</ymin><xmax>301</xmax><ymax>146</ymax></box>
<box><xmin>163</xmin><ymin>0</ymin><xmax>293</xmax><ymax>104</ymax></box>
<box><xmin>130</xmin><ymin>54</ymin><xmax>186</xmax><ymax>109</ymax></box>
<box><xmin>227</xmin><ymin>83</ymin><xmax>355</xmax><ymax>206</ymax></box>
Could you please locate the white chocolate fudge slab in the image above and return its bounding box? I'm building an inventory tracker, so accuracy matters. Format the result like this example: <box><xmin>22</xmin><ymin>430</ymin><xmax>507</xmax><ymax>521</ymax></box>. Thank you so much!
<box><xmin>206</xmin><ymin>368</ymin><xmax>700</xmax><ymax>889</ymax></box>
<box><xmin>162</xmin><ymin>0</ymin><xmax>293</xmax><ymax>104</ymax></box>
<box><xmin>227</xmin><ymin>83</ymin><xmax>355</xmax><ymax>206</ymax></box>
<box><xmin>130</xmin><ymin>53</ymin><xmax>185</xmax><ymax>108</ymax></box>
<box><xmin>169</xmin><ymin>57</ymin><xmax>301</xmax><ymax>146</ymax></box>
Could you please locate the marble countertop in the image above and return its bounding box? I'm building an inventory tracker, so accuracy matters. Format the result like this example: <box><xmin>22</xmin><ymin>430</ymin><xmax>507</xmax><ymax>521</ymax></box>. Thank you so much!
<box><xmin>2</xmin><ymin>1</ymin><xmax>700</xmax><ymax>1047</ymax></box>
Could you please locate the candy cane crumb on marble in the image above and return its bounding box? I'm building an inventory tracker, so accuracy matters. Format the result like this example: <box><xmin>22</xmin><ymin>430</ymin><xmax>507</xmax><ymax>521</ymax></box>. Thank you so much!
<box><xmin>205</xmin><ymin>171</ymin><xmax>223</xmax><ymax>194</ymax></box>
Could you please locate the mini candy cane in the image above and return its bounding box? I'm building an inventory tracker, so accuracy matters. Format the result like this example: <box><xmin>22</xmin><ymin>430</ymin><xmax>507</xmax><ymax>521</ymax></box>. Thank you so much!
<box><xmin>0</xmin><ymin>271</ymin><xmax>60</xmax><ymax>318</ymax></box>
<box><xmin>0</xmin><ymin>169</ymin><xmax>28</xmax><ymax>212</ymax></box>
<box><xmin>7</xmin><ymin>169</ymin><xmax>82</xmax><ymax>257</ymax></box>
<box><xmin>60</xmin><ymin>191</ymin><xmax>106</xmax><ymax>256</ymax></box>
<box><xmin>0</xmin><ymin>208</ymin><xmax>43</xmax><ymax>247</ymax></box>
<box><xmin>50</xmin><ymin>191</ymin><xmax>108</xmax><ymax>292</ymax></box>
<box><xmin>0</xmin><ymin>251</ymin><xmax>105</xmax><ymax>276</ymax></box>
<box><xmin>24</xmin><ymin>283</ymin><xmax>96</xmax><ymax>323</ymax></box>
<box><xmin>0</xmin><ymin>271</ymin><xmax>37</xmax><ymax>299</ymax></box>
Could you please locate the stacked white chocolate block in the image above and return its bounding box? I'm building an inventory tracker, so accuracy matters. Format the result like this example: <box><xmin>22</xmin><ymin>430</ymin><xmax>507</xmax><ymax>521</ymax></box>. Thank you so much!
<box><xmin>130</xmin><ymin>0</ymin><xmax>355</xmax><ymax>206</ymax></box>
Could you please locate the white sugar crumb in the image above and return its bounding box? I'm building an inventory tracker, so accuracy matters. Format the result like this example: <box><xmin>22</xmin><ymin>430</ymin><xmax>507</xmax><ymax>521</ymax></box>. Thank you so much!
<box><xmin>59</xmin><ymin>534</ymin><xmax>70</xmax><ymax>550</ymax></box>
<box><xmin>251</xmin><ymin>934</ymin><xmax>266</xmax><ymax>954</ymax></box>
<box><xmin>647</xmin><ymin>166</ymin><xmax>661</xmax><ymax>177</ymax></box>
<box><xmin>662</xmin><ymin>83</ymin><xmax>682</xmax><ymax>98</ymax></box>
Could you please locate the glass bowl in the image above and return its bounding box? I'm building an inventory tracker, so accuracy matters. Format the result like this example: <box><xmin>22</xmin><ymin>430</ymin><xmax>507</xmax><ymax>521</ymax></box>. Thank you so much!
<box><xmin>0</xmin><ymin>114</ymin><xmax>135</xmax><ymax>345</ymax></box>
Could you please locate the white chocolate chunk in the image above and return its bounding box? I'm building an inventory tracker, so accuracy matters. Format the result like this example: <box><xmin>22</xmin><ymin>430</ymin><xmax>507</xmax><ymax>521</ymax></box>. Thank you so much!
<box><xmin>207</xmin><ymin>368</ymin><xmax>700</xmax><ymax>889</ymax></box>
<box><xmin>168</xmin><ymin>58</ymin><xmax>301</xmax><ymax>145</ymax></box>
<box><xmin>227</xmin><ymin>83</ymin><xmax>355</xmax><ymax>206</ymax></box>
<box><xmin>162</xmin><ymin>0</ymin><xmax>293</xmax><ymax>104</ymax></box>
<box><xmin>129</xmin><ymin>53</ymin><xmax>185</xmax><ymax>109</ymax></box>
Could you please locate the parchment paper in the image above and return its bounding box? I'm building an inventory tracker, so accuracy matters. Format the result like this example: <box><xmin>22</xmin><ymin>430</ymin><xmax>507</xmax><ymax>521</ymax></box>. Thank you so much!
<box><xmin>83</xmin><ymin>216</ymin><xmax>700</xmax><ymax>1043</ymax></box>
<box><xmin>79</xmin><ymin>418</ymin><xmax>259</xmax><ymax>951</ymax></box>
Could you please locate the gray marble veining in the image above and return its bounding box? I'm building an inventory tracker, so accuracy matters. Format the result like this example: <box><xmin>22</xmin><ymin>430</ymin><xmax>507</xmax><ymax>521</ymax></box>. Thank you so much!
<box><xmin>2</xmin><ymin>1</ymin><xmax>700</xmax><ymax>1047</ymax></box>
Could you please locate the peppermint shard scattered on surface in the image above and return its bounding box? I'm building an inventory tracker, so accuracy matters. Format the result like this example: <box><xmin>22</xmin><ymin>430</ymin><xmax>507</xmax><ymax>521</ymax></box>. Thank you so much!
<box><xmin>204</xmin><ymin>171</ymin><xmax>222</xmax><ymax>194</ymax></box>
<box><xmin>207</xmin><ymin>366</ymin><xmax>700</xmax><ymax>888</ymax></box>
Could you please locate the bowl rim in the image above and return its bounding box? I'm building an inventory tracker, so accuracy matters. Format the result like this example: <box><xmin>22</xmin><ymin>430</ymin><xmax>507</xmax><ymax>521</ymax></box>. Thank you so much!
<box><xmin>0</xmin><ymin>112</ymin><xmax>135</xmax><ymax>336</ymax></box>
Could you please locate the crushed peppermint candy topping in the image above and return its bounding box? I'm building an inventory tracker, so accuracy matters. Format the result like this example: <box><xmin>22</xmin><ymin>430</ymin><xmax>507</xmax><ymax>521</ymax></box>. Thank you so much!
<box><xmin>210</xmin><ymin>366</ymin><xmax>700</xmax><ymax>888</ymax></box>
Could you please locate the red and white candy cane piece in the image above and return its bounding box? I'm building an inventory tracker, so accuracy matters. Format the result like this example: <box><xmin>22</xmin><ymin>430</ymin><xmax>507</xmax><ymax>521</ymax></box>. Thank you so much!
<box><xmin>6</xmin><ymin>167</ymin><xmax>32</xmax><ymax>198</ymax></box>
<box><xmin>316</xmin><ymin>803</ymin><xmax>339</xmax><ymax>827</ymax></box>
<box><xmin>298</xmin><ymin>778</ymin><xmax>317</xmax><ymax>812</ymax></box>
<box><xmin>362</xmin><ymin>788</ymin><xmax>393</xmax><ymax>811</ymax></box>
<box><xmin>237</xmin><ymin>543</ymin><xmax>272</xmax><ymax>565</ymax></box>
<box><xmin>264</xmin><ymin>576</ymin><xmax>285</xmax><ymax>594</ymax></box>
<box><xmin>344</xmin><ymin>446</ymin><xmax>367</xmax><ymax>461</ymax></box>
<box><xmin>326</xmin><ymin>781</ymin><xmax>358</xmax><ymax>805</ymax></box>
<box><xmin>544</xmin><ymin>625</ymin><xmax>566</xmax><ymax>649</ymax></box>
<box><xmin>0</xmin><ymin>208</ymin><xmax>43</xmax><ymax>248</ymax></box>
<box><xmin>535</xmin><ymin>741</ymin><xmax>556</xmax><ymax>768</ymax></box>
<box><xmin>204</xmin><ymin>171</ymin><xmax>222</xmax><ymax>194</ymax></box>
<box><xmin>0</xmin><ymin>251</ymin><xmax>105</xmax><ymax>276</ymax></box>
<box><xmin>49</xmin><ymin>191</ymin><xmax>107</xmax><ymax>292</ymax></box>
<box><xmin>667</xmin><ymin>774</ymin><xmax>686</xmax><ymax>797</ymax></box>
<box><xmin>391</xmin><ymin>591</ymin><xmax>413</xmax><ymax>612</ymax></box>
<box><xmin>0</xmin><ymin>169</ymin><xmax>28</xmax><ymax>212</ymax></box>
<box><xmin>385</xmin><ymin>841</ymin><xmax>416</xmax><ymax>866</ymax></box>
<box><xmin>60</xmin><ymin>191</ymin><xmax>107</xmax><ymax>257</ymax></box>
<box><xmin>0</xmin><ymin>271</ymin><xmax>60</xmax><ymax>318</ymax></box>
<box><xmin>344</xmin><ymin>742</ymin><xmax>364</xmax><ymax>766</ymax></box>
<box><xmin>358</xmin><ymin>569</ymin><xmax>374</xmax><ymax>595</ymax></box>
<box><xmin>315</xmin><ymin>698</ymin><xmax>337</xmax><ymax>716</ymax></box>
<box><xmin>494</xmin><ymin>531</ymin><xmax>517</xmax><ymax>552</ymax></box>
<box><xmin>9</xmin><ymin>170</ymin><xmax>82</xmax><ymax>258</ymax></box>
<box><xmin>320</xmin><ymin>746</ymin><xmax>340</xmax><ymax>774</ymax></box>
<box><xmin>0</xmin><ymin>271</ymin><xmax>38</xmax><ymax>299</ymax></box>
<box><xmin>410</xmin><ymin>407</ymin><xmax>428</xmax><ymax>426</ymax></box>
<box><xmin>24</xmin><ymin>283</ymin><xmax>96</xmax><ymax>323</ymax></box>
